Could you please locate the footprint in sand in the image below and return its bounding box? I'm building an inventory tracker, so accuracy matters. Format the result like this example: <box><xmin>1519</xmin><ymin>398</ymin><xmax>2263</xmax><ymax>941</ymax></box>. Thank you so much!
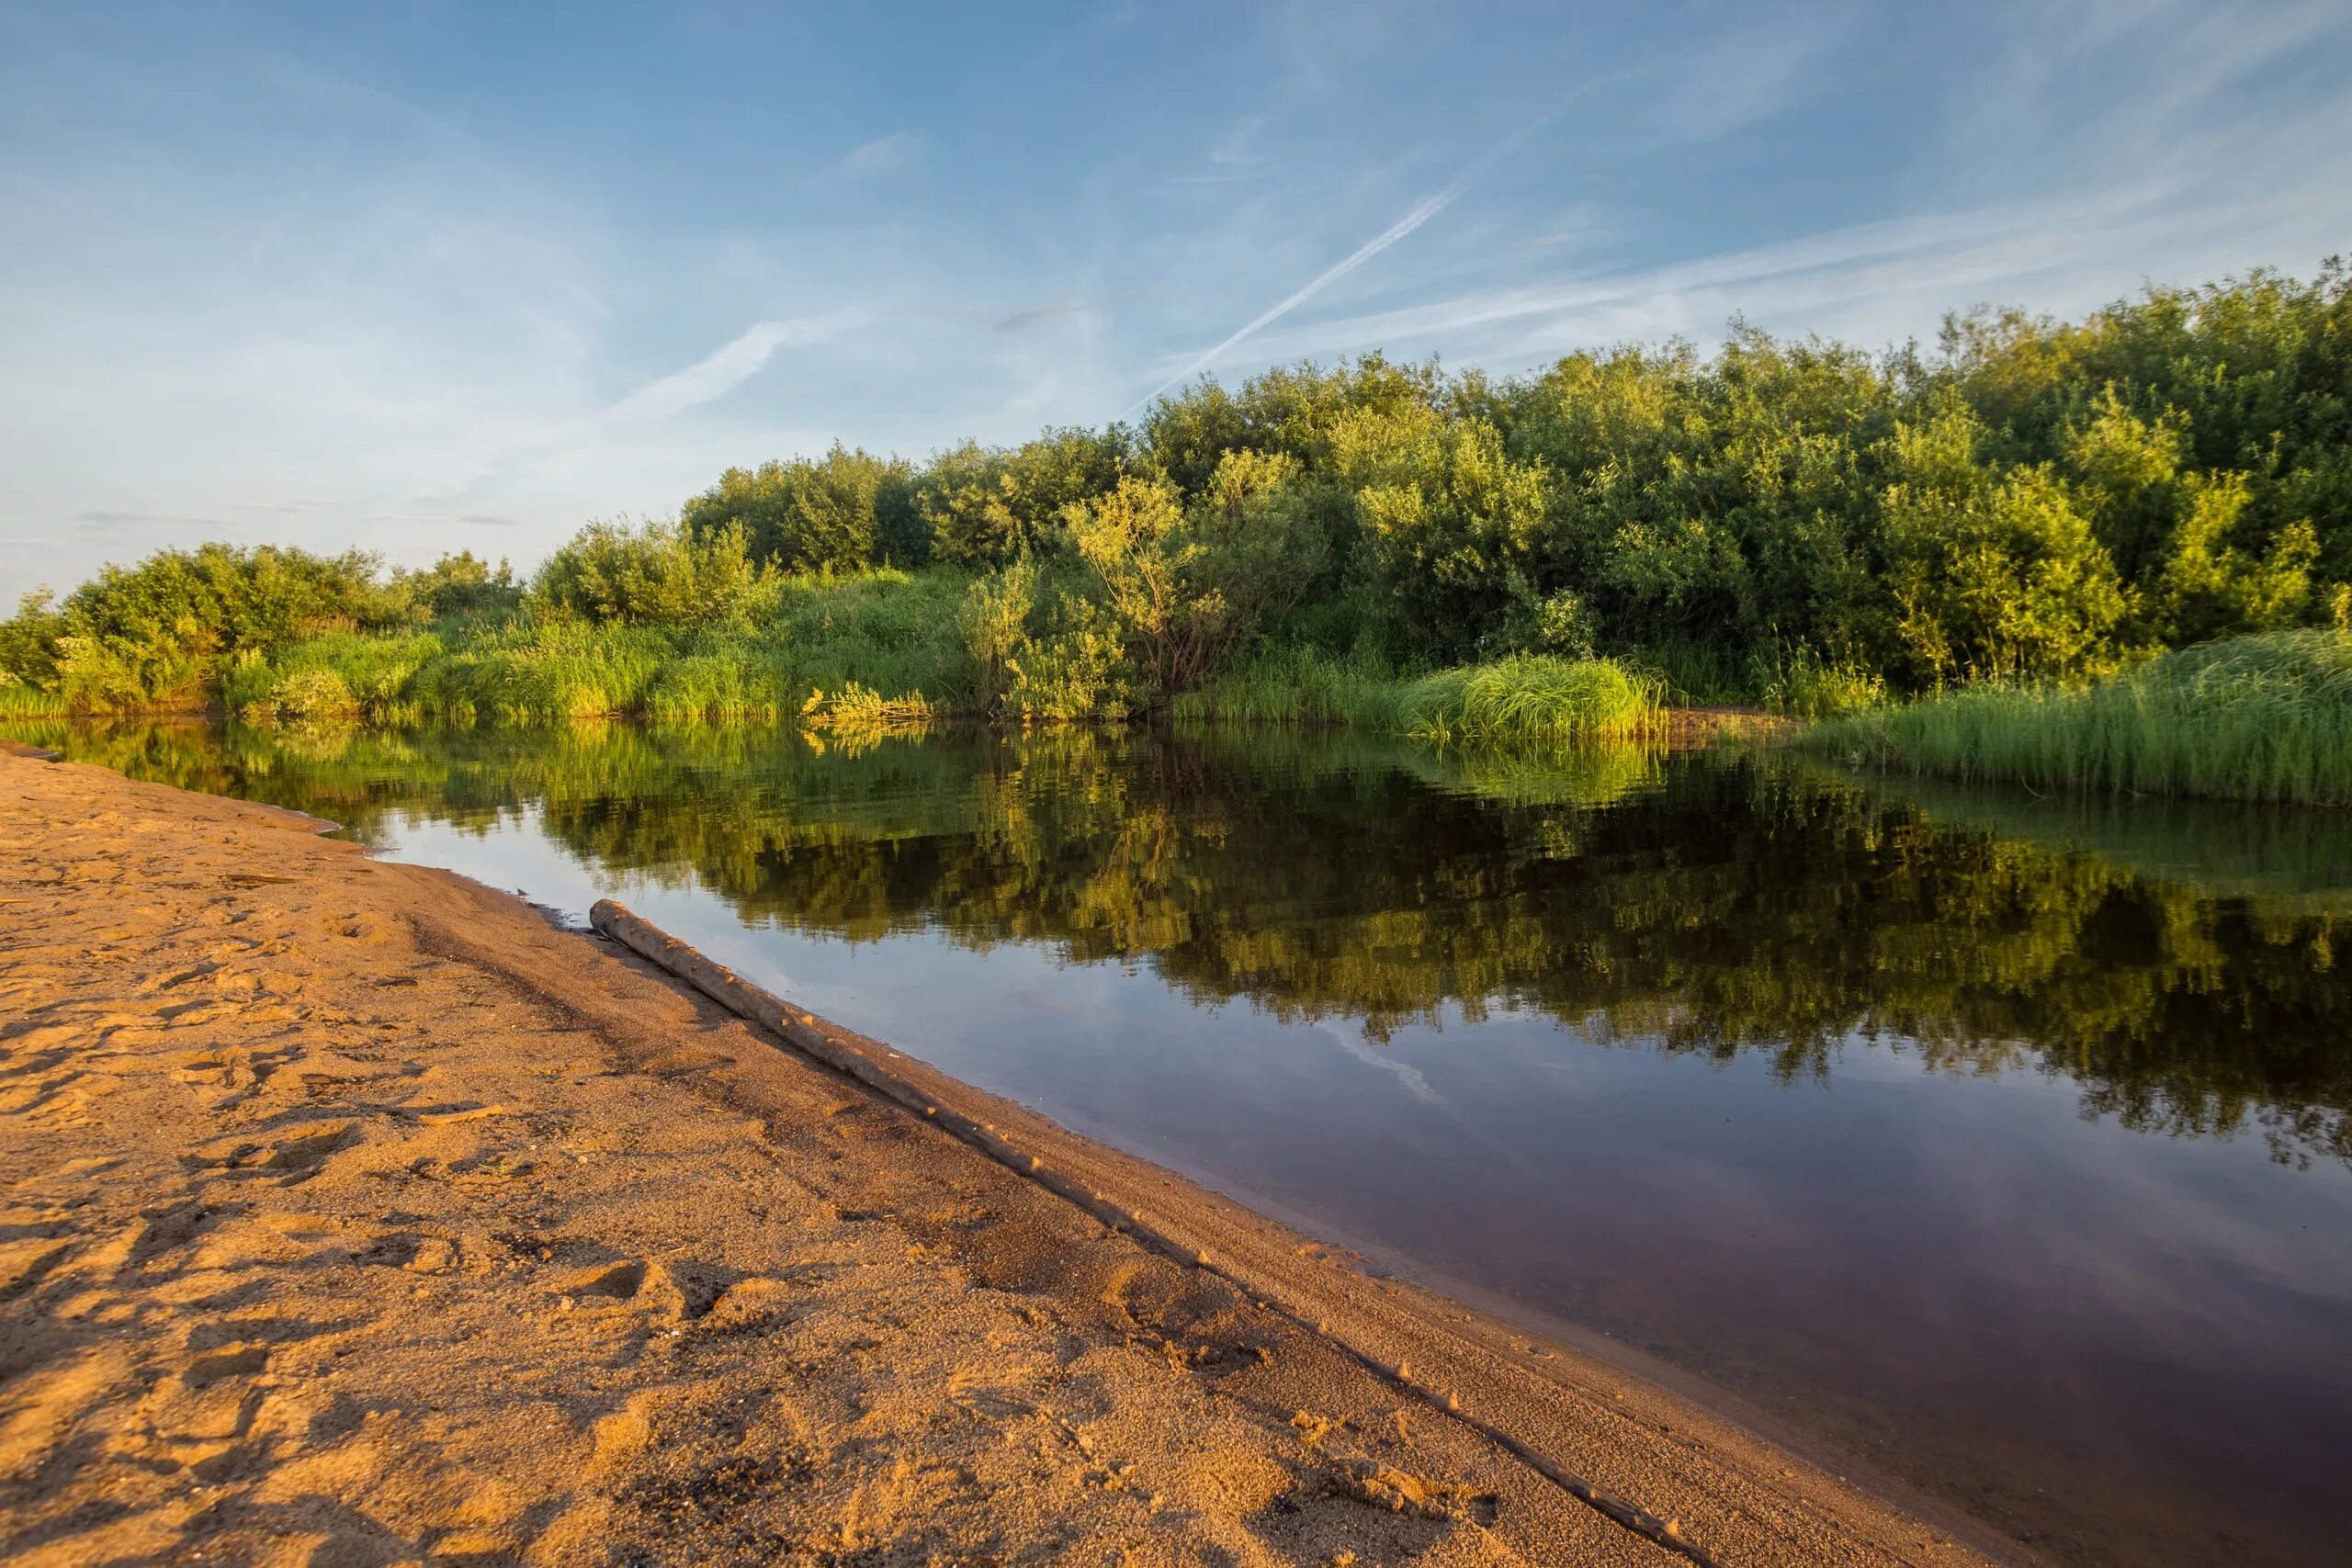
<box><xmin>181</xmin><ymin>1344</ymin><xmax>272</xmax><ymax>1388</ymax></box>
<box><xmin>123</xmin><ymin>1196</ymin><xmax>215</xmax><ymax>1270</ymax></box>
<box><xmin>182</xmin><ymin>1119</ymin><xmax>357</xmax><ymax>1180</ymax></box>
<box><xmin>949</xmin><ymin>1360</ymin><xmax>1056</xmax><ymax>1422</ymax></box>
<box><xmin>175</xmin><ymin>1046</ymin><xmax>293</xmax><ymax>1092</ymax></box>
<box><xmin>550</xmin><ymin>1257</ymin><xmax>738</xmax><ymax>1323</ymax></box>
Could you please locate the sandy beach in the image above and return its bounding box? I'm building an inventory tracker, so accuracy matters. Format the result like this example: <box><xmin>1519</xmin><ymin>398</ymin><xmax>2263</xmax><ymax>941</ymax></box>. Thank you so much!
<box><xmin>0</xmin><ymin>745</ymin><xmax>1988</xmax><ymax>1567</ymax></box>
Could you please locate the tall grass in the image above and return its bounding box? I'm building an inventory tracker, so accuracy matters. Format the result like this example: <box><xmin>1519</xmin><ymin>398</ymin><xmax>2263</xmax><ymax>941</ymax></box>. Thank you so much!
<box><xmin>771</xmin><ymin>568</ymin><xmax>979</xmax><ymax>711</ymax></box>
<box><xmin>0</xmin><ymin>684</ymin><xmax>68</xmax><ymax>719</ymax></box>
<box><xmin>1755</xmin><ymin>647</ymin><xmax>1885</xmax><ymax>719</ymax></box>
<box><xmin>1805</xmin><ymin>629</ymin><xmax>2352</xmax><ymax>806</ymax></box>
<box><xmin>1171</xmin><ymin>646</ymin><xmax>1403</xmax><ymax>728</ymax></box>
<box><xmin>1631</xmin><ymin>637</ymin><xmax>1754</xmax><ymax>706</ymax></box>
<box><xmin>1396</xmin><ymin>655</ymin><xmax>1666</xmax><ymax>747</ymax></box>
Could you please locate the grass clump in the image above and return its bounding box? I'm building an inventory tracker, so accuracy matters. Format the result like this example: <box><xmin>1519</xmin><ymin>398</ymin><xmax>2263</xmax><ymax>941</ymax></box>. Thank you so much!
<box><xmin>226</xmin><ymin>629</ymin><xmax>446</xmax><ymax>724</ymax></box>
<box><xmin>1396</xmin><ymin>656</ymin><xmax>1666</xmax><ymax>748</ymax></box>
<box><xmin>1807</xmin><ymin>629</ymin><xmax>2352</xmax><ymax>805</ymax></box>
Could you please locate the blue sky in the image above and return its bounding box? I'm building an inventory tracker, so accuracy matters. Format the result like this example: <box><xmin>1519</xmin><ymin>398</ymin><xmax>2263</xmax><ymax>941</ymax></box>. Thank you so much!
<box><xmin>3</xmin><ymin>0</ymin><xmax>2348</xmax><ymax>600</ymax></box>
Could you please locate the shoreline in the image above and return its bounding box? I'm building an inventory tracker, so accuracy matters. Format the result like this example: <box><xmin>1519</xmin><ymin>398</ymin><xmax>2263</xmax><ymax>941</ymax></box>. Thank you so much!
<box><xmin>588</xmin><ymin>897</ymin><xmax>2005</xmax><ymax>1566</ymax></box>
<box><xmin>0</xmin><ymin>749</ymin><xmax>1984</xmax><ymax>1566</ymax></box>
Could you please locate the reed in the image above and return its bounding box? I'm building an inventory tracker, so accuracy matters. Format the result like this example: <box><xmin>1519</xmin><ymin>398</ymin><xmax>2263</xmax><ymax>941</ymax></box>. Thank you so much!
<box><xmin>1805</xmin><ymin>629</ymin><xmax>2352</xmax><ymax>806</ymax></box>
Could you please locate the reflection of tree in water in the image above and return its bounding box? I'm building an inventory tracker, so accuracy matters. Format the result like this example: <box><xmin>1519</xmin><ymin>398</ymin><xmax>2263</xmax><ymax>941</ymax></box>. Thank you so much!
<box><xmin>19</xmin><ymin>716</ymin><xmax>2351</xmax><ymax>1167</ymax></box>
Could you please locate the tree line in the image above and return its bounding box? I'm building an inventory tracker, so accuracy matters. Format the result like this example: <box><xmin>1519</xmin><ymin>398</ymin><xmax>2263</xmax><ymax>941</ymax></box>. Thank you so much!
<box><xmin>5</xmin><ymin>258</ymin><xmax>2347</xmax><ymax>717</ymax></box>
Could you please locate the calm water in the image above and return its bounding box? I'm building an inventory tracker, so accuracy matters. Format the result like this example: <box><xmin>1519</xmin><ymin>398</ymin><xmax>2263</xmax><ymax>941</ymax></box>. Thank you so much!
<box><xmin>19</xmin><ymin>719</ymin><xmax>2352</xmax><ymax>1567</ymax></box>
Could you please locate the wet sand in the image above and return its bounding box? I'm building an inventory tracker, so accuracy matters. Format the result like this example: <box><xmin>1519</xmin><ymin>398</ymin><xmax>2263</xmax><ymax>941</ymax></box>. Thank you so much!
<box><xmin>0</xmin><ymin>746</ymin><xmax>1987</xmax><ymax>1566</ymax></box>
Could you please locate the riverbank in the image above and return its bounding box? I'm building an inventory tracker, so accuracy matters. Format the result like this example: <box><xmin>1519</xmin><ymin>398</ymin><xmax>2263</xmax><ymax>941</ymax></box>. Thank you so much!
<box><xmin>0</xmin><ymin>745</ymin><xmax>1984</xmax><ymax>1566</ymax></box>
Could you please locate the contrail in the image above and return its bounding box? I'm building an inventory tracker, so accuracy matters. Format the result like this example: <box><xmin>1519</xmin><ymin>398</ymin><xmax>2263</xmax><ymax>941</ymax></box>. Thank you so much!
<box><xmin>601</xmin><ymin>308</ymin><xmax>868</xmax><ymax>424</ymax></box>
<box><xmin>1127</xmin><ymin>114</ymin><xmax>1553</xmax><ymax>415</ymax></box>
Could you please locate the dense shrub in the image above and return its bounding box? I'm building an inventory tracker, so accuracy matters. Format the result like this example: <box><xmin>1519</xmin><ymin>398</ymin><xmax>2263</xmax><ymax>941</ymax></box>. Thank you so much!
<box><xmin>4</xmin><ymin>544</ymin><xmax>401</xmax><ymax>711</ymax></box>
<box><xmin>682</xmin><ymin>446</ymin><xmax>912</xmax><ymax>573</ymax></box>
<box><xmin>393</xmin><ymin>551</ymin><xmax>521</xmax><ymax>621</ymax></box>
<box><xmin>531</xmin><ymin>520</ymin><xmax>771</xmax><ymax>626</ymax></box>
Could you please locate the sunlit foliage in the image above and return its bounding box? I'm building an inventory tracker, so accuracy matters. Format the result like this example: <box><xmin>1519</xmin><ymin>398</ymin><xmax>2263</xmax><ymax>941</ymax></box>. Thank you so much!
<box><xmin>5</xmin><ymin>257</ymin><xmax>2348</xmax><ymax>769</ymax></box>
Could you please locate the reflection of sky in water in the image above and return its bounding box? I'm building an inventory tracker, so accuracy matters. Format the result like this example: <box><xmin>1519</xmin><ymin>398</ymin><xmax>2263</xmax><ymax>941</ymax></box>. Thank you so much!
<box><xmin>372</xmin><ymin>796</ymin><xmax>2352</xmax><ymax>1568</ymax></box>
<box><xmin>17</xmin><ymin>722</ymin><xmax>2347</xmax><ymax>1568</ymax></box>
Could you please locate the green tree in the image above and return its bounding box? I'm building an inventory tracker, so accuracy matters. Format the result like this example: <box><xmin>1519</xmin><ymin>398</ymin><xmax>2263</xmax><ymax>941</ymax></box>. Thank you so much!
<box><xmin>1877</xmin><ymin>402</ymin><xmax>2127</xmax><ymax>682</ymax></box>
<box><xmin>393</xmin><ymin>551</ymin><xmax>521</xmax><ymax>620</ymax></box>
<box><xmin>532</xmin><ymin>520</ymin><xmax>770</xmax><ymax>626</ymax></box>
<box><xmin>2142</xmin><ymin>479</ymin><xmax>2317</xmax><ymax>645</ymax></box>
<box><xmin>0</xmin><ymin>590</ymin><xmax>64</xmax><ymax>690</ymax></box>
<box><xmin>1067</xmin><ymin>474</ymin><xmax>1218</xmax><ymax>699</ymax></box>
<box><xmin>958</xmin><ymin>556</ymin><xmax>1039</xmax><ymax>713</ymax></box>
<box><xmin>683</xmin><ymin>445</ymin><xmax>909</xmax><ymax>572</ymax></box>
<box><xmin>31</xmin><ymin>544</ymin><xmax>397</xmax><ymax>710</ymax></box>
<box><xmin>1336</xmin><ymin>405</ymin><xmax>1547</xmax><ymax>655</ymax></box>
<box><xmin>2062</xmin><ymin>389</ymin><xmax>2316</xmax><ymax>643</ymax></box>
<box><xmin>1186</xmin><ymin>448</ymin><xmax>1329</xmax><ymax>643</ymax></box>
<box><xmin>916</xmin><ymin>427</ymin><xmax>1128</xmax><ymax>567</ymax></box>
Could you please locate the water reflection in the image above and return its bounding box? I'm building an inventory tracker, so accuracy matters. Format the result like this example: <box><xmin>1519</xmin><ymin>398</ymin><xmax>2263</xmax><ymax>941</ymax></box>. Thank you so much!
<box><xmin>24</xmin><ymin>717</ymin><xmax>2350</xmax><ymax>1169</ymax></box>
<box><xmin>17</xmin><ymin>717</ymin><xmax>2352</xmax><ymax>1565</ymax></box>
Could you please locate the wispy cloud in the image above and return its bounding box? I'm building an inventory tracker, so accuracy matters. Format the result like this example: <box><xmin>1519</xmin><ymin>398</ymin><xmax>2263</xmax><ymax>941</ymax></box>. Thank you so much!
<box><xmin>1129</xmin><ymin>114</ymin><xmax>1555</xmax><ymax>410</ymax></box>
<box><xmin>1321</xmin><ymin>1023</ymin><xmax>1446</xmax><ymax>1106</ymax></box>
<box><xmin>1225</xmin><ymin>194</ymin><xmax>2116</xmax><ymax>362</ymax></box>
<box><xmin>842</xmin><ymin>131</ymin><xmax>923</xmax><ymax>176</ymax></box>
<box><xmin>1236</xmin><ymin>178</ymin><xmax>2340</xmax><ymax>371</ymax></box>
<box><xmin>600</xmin><ymin>312</ymin><xmax>867</xmax><ymax>424</ymax></box>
